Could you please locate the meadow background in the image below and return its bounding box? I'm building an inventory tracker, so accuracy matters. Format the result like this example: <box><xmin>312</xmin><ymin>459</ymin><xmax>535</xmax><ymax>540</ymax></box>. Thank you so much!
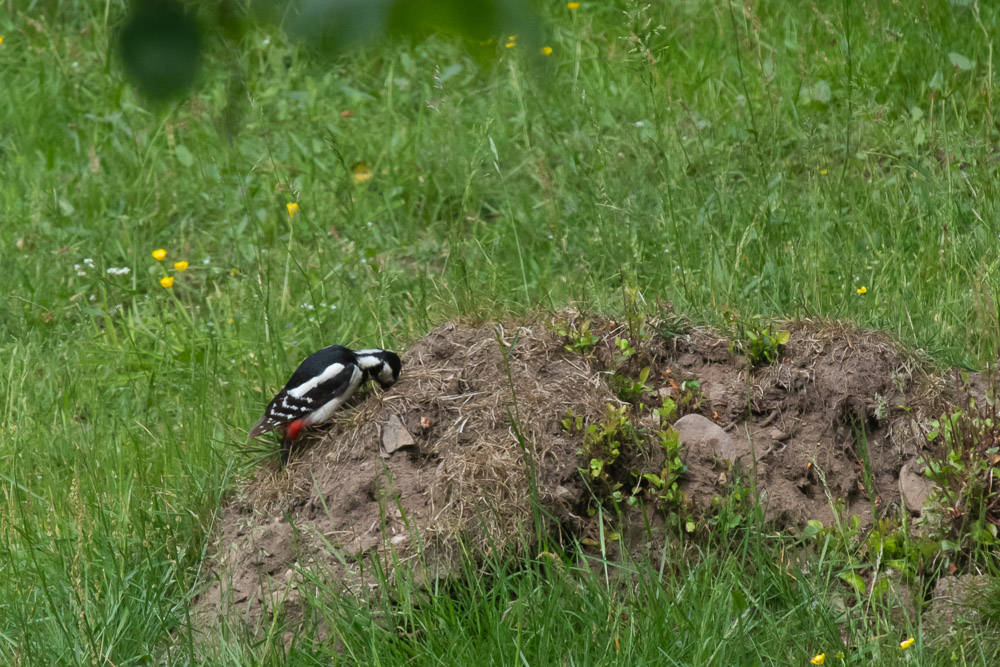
<box><xmin>3</xmin><ymin>0</ymin><xmax>1000</xmax><ymax>663</ymax></box>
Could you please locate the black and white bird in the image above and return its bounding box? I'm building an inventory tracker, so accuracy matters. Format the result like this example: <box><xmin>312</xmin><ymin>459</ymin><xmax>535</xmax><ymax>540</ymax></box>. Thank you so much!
<box><xmin>248</xmin><ymin>345</ymin><xmax>402</xmax><ymax>466</ymax></box>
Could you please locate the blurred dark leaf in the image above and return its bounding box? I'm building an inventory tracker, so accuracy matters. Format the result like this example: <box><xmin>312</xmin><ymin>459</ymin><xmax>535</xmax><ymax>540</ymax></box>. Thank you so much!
<box><xmin>287</xmin><ymin>0</ymin><xmax>537</xmax><ymax>55</ymax></box>
<box><xmin>287</xmin><ymin>0</ymin><xmax>393</xmax><ymax>52</ymax></box>
<box><xmin>118</xmin><ymin>0</ymin><xmax>539</xmax><ymax>102</ymax></box>
<box><xmin>119</xmin><ymin>1</ymin><xmax>202</xmax><ymax>101</ymax></box>
<box><xmin>389</xmin><ymin>0</ymin><xmax>520</xmax><ymax>41</ymax></box>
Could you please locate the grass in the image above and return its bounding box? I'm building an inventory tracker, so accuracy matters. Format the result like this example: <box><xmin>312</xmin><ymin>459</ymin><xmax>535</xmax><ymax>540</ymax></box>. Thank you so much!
<box><xmin>2</xmin><ymin>0</ymin><xmax>1000</xmax><ymax>663</ymax></box>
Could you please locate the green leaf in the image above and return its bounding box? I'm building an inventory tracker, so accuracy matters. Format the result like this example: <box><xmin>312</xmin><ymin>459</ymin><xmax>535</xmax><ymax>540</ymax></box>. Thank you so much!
<box><xmin>57</xmin><ymin>198</ymin><xmax>75</xmax><ymax>217</ymax></box>
<box><xmin>731</xmin><ymin>587</ymin><xmax>747</xmax><ymax>612</ymax></box>
<box><xmin>658</xmin><ymin>397</ymin><xmax>677</xmax><ymax>422</ymax></box>
<box><xmin>948</xmin><ymin>52</ymin><xmax>974</xmax><ymax>71</ymax></box>
<box><xmin>174</xmin><ymin>144</ymin><xmax>194</xmax><ymax>167</ymax></box>
<box><xmin>811</xmin><ymin>80</ymin><xmax>832</xmax><ymax>104</ymax></box>
<box><xmin>775</xmin><ymin>330</ymin><xmax>790</xmax><ymax>345</ymax></box>
<box><xmin>438</xmin><ymin>63</ymin><xmax>464</xmax><ymax>84</ymax></box>
<box><xmin>839</xmin><ymin>571</ymin><xmax>865</xmax><ymax>595</ymax></box>
<box><xmin>804</xmin><ymin>519</ymin><xmax>824</xmax><ymax>538</ymax></box>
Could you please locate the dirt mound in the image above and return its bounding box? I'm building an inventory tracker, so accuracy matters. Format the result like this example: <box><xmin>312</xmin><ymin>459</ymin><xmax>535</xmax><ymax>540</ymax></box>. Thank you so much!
<box><xmin>646</xmin><ymin>319</ymin><xmax>935</xmax><ymax>526</ymax></box>
<box><xmin>196</xmin><ymin>316</ymin><xmax>940</xmax><ymax>632</ymax></box>
<box><xmin>198</xmin><ymin>321</ymin><xmax>609</xmax><ymax>630</ymax></box>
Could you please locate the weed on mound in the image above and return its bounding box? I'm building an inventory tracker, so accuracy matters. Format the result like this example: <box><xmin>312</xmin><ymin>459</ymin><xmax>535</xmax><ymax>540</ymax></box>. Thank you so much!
<box><xmin>195</xmin><ymin>311</ymin><xmax>972</xmax><ymax>637</ymax></box>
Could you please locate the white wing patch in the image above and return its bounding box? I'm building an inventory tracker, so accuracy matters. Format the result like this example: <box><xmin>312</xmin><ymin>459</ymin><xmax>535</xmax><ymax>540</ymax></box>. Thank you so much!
<box><xmin>288</xmin><ymin>362</ymin><xmax>344</xmax><ymax>398</ymax></box>
<box><xmin>355</xmin><ymin>354</ymin><xmax>383</xmax><ymax>370</ymax></box>
<box><xmin>302</xmin><ymin>366</ymin><xmax>363</xmax><ymax>426</ymax></box>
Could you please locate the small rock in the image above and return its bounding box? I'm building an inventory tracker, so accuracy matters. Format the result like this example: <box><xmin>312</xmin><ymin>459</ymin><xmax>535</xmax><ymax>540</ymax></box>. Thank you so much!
<box><xmin>900</xmin><ymin>458</ymin><xmax>935</xmax><ymax>516</ymax></box>
<box><xmin>885</xmin><ymin>571</ymin><xmax>918</xmax><ymax>626</ymax></box>
<box><xmin>555</xmin><ymin>485</ymin><xmax>575</xmax><ymax>502</ymax></box>
<box><xmin>704</xmin><ymin>382</ymin><xmax>728</xmax><ymax>407</ymax></box>
<box><xmin>926</xmin><ymin>574</ymin><xmax>989</xmax><ymax>631</ymax></box>
<box><xmin>381</xmin><ymin>414</ymin><xmax>416</xmax><ymax>455</ymax></box>
<box><xmin>768</xmin><ymin>428</ymin><xmax>789</xmax><ymax>442</ymax></box>
<box><xmin>674</xmin><ymin>414</ymin><xmax>738</xmax><ymax>463</ymax></box>
<box><xmin>390</xmin><ymin>534</ymin><xmax>407</xmax><ymax>546</ymax></box>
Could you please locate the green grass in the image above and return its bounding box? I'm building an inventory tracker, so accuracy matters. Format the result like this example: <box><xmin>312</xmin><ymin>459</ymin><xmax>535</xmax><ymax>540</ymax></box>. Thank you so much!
<box><xmin>3</xmin><ymin>0</ymin><xmax>1000</xmax><ymax>663</ymax></box>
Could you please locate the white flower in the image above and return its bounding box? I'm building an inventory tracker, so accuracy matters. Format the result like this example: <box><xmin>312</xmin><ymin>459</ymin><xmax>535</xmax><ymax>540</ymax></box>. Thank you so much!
<box><xmin>106</xmin><ymin>267</ymin><xmax>131</xmax><ymax>276</ymax></box>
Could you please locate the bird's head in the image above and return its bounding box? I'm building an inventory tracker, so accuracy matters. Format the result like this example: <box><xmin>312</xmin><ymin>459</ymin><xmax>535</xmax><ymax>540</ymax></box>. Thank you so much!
<box><xmin>356</xmin><ymin>349</ymin><xmax>402</xmax><ymax>389</ymax></box>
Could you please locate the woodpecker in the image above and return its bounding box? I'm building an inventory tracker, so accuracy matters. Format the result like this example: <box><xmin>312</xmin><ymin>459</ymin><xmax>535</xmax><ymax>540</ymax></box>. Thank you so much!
<box><xmin>248</xmin><ymin>345</ymin><xmax>402</xmax><ymax>466</ymax></box>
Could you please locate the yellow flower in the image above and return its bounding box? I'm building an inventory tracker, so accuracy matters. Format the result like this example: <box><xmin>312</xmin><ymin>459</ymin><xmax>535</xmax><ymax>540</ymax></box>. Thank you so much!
<box><xmin>160</xmin><ymin>276</ymin><xmax>175</xmax><ymax>288</ymax></box>
<box><xmin>286</xmin><ymin>202</ymin><xmax>299</xmax><ymax>218</ymax></box>
<box><xmin>173</xmin><ymin>261</ymin><xmax>189</xmax><ymax>272</ymax></box>
<box><xmin>507</xmin><ymin>35</ymin><xmax>517</xmax><ymax>41</ymax></box>
<box><xmin>152</xmin><ymin>248</ymin><xmax>167</xmax><ymax>261</ymax></box>
<box><xmin>856</xmin><ymin>286</ymin><xmax>868</xmax><ymax>294</ymax></box>
<box><xmin>0</xmin><ymin>36</ymin><xmax>4</xmax><ymax>45</ymax></box>
<box><xmin>351</xmin><ymin>162</ymin><xmax>372</xmax><ymax>184</ymax></box>
<box><xmin>541</xmin><ymin>46</ymin><xmax>553</xmax><ymax>56</ymax></box>
<box><xmin>567</xmin><ymin>2</ymin><xmax>580</xmax><ymax>8</ymax></box>
<box><xmin>505</xmin><ymin>41</ymin><xmax>516</xmax><ymax>48</ymax></box>
<box><xmin>810</xmin><ymin>654</ymin><xmax>825</xmax><ymax>665</ymax></box>
<box><xmin>900</xmin><ymin>637</ymin><xmax>914</xmax><ymax>650</ymax></box>
<box><xmin>820</xmin><ymin>169</ymin><xmax>829</xmax><ymax>175</ymax></box>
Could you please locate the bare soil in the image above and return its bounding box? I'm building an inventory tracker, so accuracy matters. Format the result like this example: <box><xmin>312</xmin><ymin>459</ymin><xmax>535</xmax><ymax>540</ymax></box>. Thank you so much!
<box><xmin>195</xmin><ymin>315</ymin><xmax>946</xmax><ymax>632</ymax></box>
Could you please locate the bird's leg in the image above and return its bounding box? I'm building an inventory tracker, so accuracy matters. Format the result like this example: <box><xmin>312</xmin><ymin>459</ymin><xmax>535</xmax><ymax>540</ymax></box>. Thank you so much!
<box><xmin>280</xmin><ymin>418</ymin><xmax>305</xmax><ymax>469</ymax></box>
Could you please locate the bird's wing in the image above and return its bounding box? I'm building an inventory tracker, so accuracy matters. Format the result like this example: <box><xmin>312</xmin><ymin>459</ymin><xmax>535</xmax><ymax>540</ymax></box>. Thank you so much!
<box><xmin>247</xmin><ymin>362</ymin><xmax>356</xmax><ymax>439</ymax></box>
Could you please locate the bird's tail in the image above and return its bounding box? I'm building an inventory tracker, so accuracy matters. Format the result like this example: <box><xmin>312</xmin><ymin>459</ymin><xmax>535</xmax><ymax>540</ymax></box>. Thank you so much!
<box><xmin>247</xmin><ymin>416</ymin><xmax>270</xmax><ymax>440</ymax></box>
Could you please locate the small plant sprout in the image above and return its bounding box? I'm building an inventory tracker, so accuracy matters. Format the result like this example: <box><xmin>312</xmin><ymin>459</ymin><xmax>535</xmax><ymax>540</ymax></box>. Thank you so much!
<box><xmin>919</xmin><ymin>396</ymin><xmax>1000</xmax><ymax>546</ymax></box>
<box><xmin>612</xmin><ymin>366</ymin><xmax>652</xmax><ymax>401</ymax></box>
<box><xmin>614</xmin><ymin>336</ymin><xmax>637</xmax><ymax>363</ymax></box>
<box><xmin>730</xmin><ymin>323</ymin><xmax>790</xmax><ymax>366</ymax></box>
<box><xmin>556</xmin><ymin>319</ymin><xmax>600</xmax><ymax>354</ymax></box>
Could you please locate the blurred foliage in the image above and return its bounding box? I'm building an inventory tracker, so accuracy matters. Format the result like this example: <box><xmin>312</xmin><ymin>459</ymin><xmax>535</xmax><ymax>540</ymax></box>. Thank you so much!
<box><xmin>119</xmin><ymin>2</ymin><xmax>202</xmax><ymax>100</ymax></box>
<box><xmin>119</xmin><ymin>0</ymin><xmax>538</xmax><ymax>101</ymax></box>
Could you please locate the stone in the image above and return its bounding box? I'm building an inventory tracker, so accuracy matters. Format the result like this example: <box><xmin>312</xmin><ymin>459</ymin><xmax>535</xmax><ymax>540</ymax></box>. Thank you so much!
<box><xmin>926</xmin><ymin>574</ymin><xmax>988</xmax><ymax>632</ymax></box>
<box><xmin>555</xmin><ymin>485</ymin><xmax>575</xmax><ymax>502</ymax></box>
<box><xmin>381</xmin><ymin>414</ymin><xmax>415</xmax><ymax>455</ymax></box>
<box><xmin>885</xmin><ymin>571</ymin><xmax>918</xmax><ymax>626</ymax></box>
<box><xmin>704</xmin><ymin>382</ymin><xmax>729</xmax><ymax>408</ymax></box>
<box><xmin>899</xmin><ymin>458</ymin><xmax>935</xmax><ymax>516</ymax></box>
<box><xmin>674</xmin><ymin>414</ymin><xmax>738</xmax><ymax>463</ymax></box>
<box><xmin>768</xmin><ymin>427</ymin><xmax>789</xmax><ymax>442</ymax></box>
